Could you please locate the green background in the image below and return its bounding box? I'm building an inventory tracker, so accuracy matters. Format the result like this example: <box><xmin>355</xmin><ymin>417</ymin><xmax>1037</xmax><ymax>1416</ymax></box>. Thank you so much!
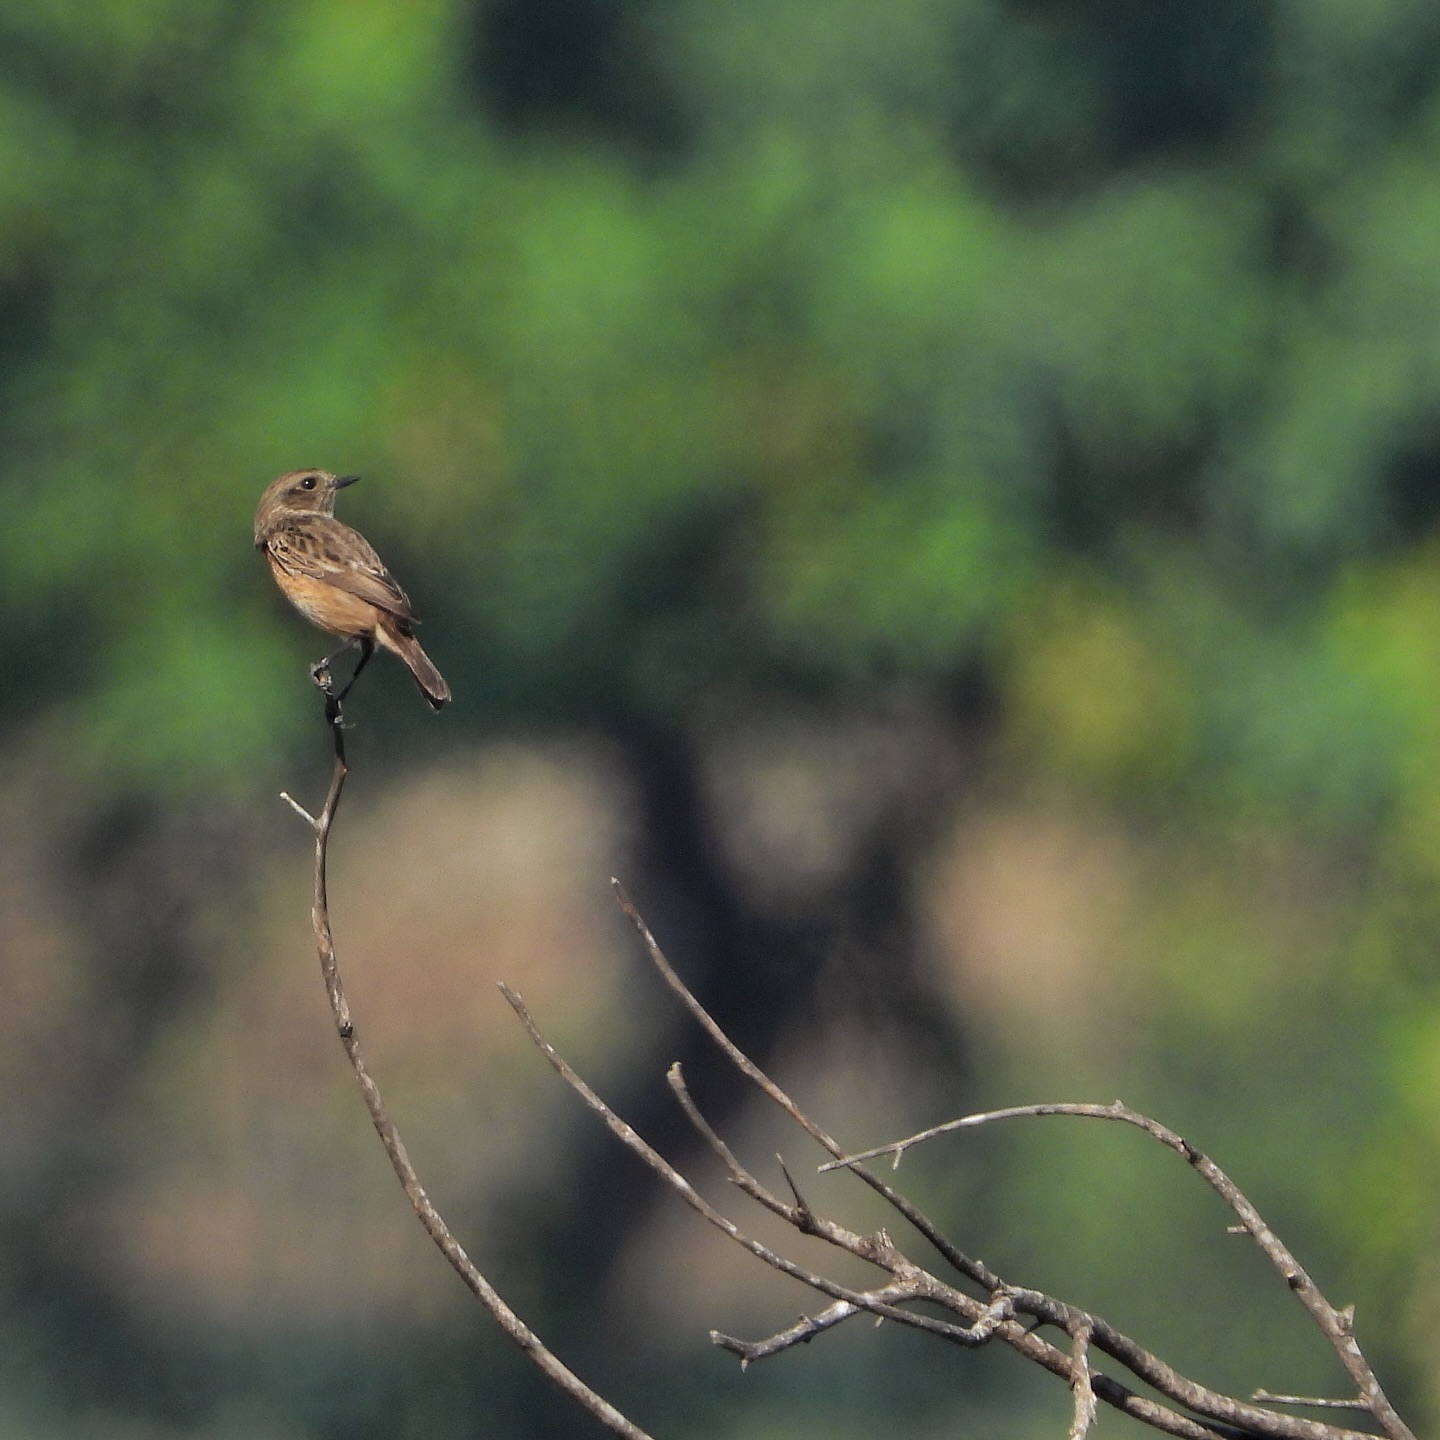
<box><xmin>0</xmin><ymin>2</ymin><xmax>1436</xmax><ymax>1436</ymax></box>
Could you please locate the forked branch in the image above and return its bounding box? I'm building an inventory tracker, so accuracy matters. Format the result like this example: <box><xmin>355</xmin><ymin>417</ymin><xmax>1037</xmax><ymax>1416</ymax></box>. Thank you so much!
<box><xmin>280</xmin><ymin>673</ymin><xmax>1413</xmax><ymax>1440</ymax></box>
<box><xmin>824</xmin><ymin>1105</ymin><xmax>1412</xmax><ymax>1440</ymax></box>
<box><xmin>500</xmin><ymin>880</ymin><xmax>1406</xmax><ymax>1440</ymax></box>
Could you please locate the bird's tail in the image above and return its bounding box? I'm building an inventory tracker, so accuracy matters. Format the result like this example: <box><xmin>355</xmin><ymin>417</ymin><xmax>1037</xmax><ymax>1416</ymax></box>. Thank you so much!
<box><xmin>379</xmin><ymin>622</ymin><xmax>452</xmax><ymax>710</ymax></box>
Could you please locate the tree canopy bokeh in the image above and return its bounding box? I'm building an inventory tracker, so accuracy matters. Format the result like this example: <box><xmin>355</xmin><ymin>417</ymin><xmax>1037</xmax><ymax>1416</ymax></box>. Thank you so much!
<box><xmin>3</xmin><ymin>2</ymin><xmax>1440</xmax><ymax>1437</ymax></box>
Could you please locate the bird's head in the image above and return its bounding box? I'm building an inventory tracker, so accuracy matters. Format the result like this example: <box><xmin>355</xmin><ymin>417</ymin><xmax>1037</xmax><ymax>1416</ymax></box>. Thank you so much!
<box><xmin>254</xmin><ymin>469</ymin><xmax>359</xmax><ymax>542</ymax></box>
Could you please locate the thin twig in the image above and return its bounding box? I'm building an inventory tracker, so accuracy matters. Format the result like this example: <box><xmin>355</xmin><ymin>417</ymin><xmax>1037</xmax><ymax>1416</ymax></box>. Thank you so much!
<box><xmin>501</xmin><ymin>984</ymin><xmax>1000</xmax><ymax>1348</ymax></box>
<box><xmin>711</xmin><ymin>1285</ymin><xmax>1018</xmax><ymax>1370</ymax></box>
<box><xmin>663</xmin><ymin>1064</ymin><xmax>817</xmax><ymax>1232</ymax></box>
<box><xmin>1253</xmin><ymin>1394</ymin><xmax>1370</xmax><ymax>1412</ymax></box>
<box><xmin>711</xmin><ymin>1290</ymin><xmax>906</xmax><ymax>1369</ymax></box>
<box><xmin>278</xmin><ymin>790</ymin><xmax>316</xmax><ymax>825</ymax></box>
<box><xmin>284</xmin><ymin>685</ymin><xmax>655</xmax><ymax>1440</ymax></box>
<box><xmin>659</xmin><ymin>1063</ymin><xmax>1018</xmax><ymax>1342</ymax></box>
<box><xmin>712</xmin><ymin>1308</ymin><xmax>846</xmax><ymax>1367</ymax></box>
<box><xmin>823</xmin><ymin>1102</ymin><xmax>1413</xmax><ymax>1440</ymax></box>
<box><xmin>611</xmin><ymin>880</ymin><xmax>998</xmax><ymax>1288</ymax></box>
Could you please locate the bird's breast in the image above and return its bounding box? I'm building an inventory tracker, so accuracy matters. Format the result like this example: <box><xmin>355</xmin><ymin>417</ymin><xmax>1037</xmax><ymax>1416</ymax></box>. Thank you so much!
<box><xmin>267</xmin><ymin>550</ymin><xmax>380</xmax><ymax>638</ymax></box>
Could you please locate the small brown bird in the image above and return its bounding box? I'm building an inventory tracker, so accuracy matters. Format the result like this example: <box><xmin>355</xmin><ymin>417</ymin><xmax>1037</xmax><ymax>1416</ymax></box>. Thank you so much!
<box><xmin>254</xmin><ymin>468</ymin><xmax>451</xmax><ymax>709</ymax></box>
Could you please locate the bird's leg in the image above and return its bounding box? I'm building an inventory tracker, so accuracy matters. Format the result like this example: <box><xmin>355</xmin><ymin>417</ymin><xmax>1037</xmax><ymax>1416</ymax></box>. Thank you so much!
<box><xmin>332</xmin><ymin>635</ymin><xmax>376</xmax><ymax>705</ymax></box>
<box><xmin>309</xmin><ymin>636</ymin><xmax>359</xmax><ymax>698</ymax></box>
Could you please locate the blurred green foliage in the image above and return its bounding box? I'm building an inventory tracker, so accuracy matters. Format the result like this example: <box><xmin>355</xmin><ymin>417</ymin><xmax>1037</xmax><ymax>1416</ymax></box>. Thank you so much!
<box><xmin>4</xmin><ymin>0</ymin><xmax>1440</xmax><ymax>1436</ymax></box>
<box><xmin>0</xmin><ymin>0</ymin><xmax>1433</xmax><ymax>803</ymax></box>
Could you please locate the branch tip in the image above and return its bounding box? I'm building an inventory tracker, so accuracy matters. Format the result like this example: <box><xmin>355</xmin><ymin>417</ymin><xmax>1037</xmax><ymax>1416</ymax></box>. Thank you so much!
<box><xmin>776</xmin><ymin>1155</ymin><xmax>812</xmax><ymax>1218</ymax></box>
<box><xmin>278</xmin><ymin>791</ymin><xmax>317</xmax><ymax>827</ymax></box>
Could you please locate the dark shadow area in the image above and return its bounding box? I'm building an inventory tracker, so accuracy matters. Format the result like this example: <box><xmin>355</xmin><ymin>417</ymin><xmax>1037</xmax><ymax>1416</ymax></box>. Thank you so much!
<box><xmin>467</xmin><ymin>0</ymin><xmax>691</xmax><ymax>164</ymax></box>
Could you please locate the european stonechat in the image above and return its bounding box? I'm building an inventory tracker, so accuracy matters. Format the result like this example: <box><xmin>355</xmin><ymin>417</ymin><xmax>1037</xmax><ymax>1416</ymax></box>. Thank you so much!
<box><xmin>254</xmin><ymin>469</ymin><xmax>451</xmax><ymax>710</ymax></box>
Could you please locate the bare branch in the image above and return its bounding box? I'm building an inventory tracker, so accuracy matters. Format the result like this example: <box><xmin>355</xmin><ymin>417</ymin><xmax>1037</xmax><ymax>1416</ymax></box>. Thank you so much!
<box><xmin>712</xmin><ymin>1285</ymin><xmax>1019</xmax><ymax>1372</ymax></box>
<box><xmin>609</xmin><ymin>887</ymin><xmax>1382</xmax><ymax>1440</ymax></box>
<box><xmin>284</xmin><ymin>687</ymin><xmax>656</xmax><ymax>1440</ymax></box>
<box><xmin>278</xmin><ymin>790</ymin><xmax>316</xmax><ymax>826</ymax></box>
<box><xmin>775</xmin><ymin>1156</ymin><xmax>813</xmax><ymax>1227</ymax></box>
<box><xmin>501</xmin><ymin>984</ymin><xmax>1003</xmax><ymax>1349</ymax></box>
<box><xmin>823</xmin><ymin>1101</ymin><xmax>1414</xmax><ymax>1440</ymax></box>
<box><xmin>663</xmin><ymin>1063</ymin><xmax>939</xmax><ymax>1290</ymax></box>
<box><xmin>278</xmin><ymin>678</ymin><xmax>1411</xmax><ymax>1440</ymax></box>
<box><xmin>662</xmin><ymin>1063</ymin><xmax>752</xmax><ymax>1193</ymax></box>
<box><xmin>611</xmin><ymin>880</ymin><xmax>999</xmax><ymax>1289</ymax></box>
<box><xmin>1068</xmin><ymin>1321</ymin><xmax>1097</xmax><ymax>1440</ymax></box>
<box><xmin>663</xmin><ymin>1063</ymin><xmax>825</xmax><ymax>1242</ymax></box>
<box><xmin>711</xmin><ymin>1300</ymin><xmax>867</xmax><ymax>1369</ymax></box>
<box><xmin>1253</xmin><ymin>1394</ymin><xmax>1370</xmax><ymax>1412</ymax></box>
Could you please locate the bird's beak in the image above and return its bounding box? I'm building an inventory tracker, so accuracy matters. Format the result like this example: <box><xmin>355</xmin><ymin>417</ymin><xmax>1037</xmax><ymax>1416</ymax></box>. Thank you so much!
<box><xmin>335</xmin><ymin>474</ymin><xmax>360</xmax><ymax>488</ymax></box>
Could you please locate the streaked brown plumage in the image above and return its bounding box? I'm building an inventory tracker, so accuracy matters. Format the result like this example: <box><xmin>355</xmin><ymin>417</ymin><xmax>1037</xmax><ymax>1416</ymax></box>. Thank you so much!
<box><xmin>254</xmin><ymin>468</ymin><xmax>451</xmax><ymax>710</ymax></box>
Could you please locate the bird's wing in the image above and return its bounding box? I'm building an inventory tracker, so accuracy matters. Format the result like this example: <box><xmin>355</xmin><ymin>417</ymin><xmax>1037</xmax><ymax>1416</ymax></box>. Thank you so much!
<box><xmin>267</xmin><ymin>517</ymin><xmax>418</xmax><ymax>623</ymax></box>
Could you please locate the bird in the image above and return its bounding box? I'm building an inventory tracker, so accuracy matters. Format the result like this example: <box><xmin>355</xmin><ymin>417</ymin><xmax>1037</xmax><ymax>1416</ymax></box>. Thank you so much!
<box><xmin>254</xmin><ymin>468</ymin><xmax>451</xmax><ymax>710</ymax></box>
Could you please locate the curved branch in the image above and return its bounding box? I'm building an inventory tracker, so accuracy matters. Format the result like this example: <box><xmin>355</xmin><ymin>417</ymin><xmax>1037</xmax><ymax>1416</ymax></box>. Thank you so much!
<box><xmin>607</xmin><ymin>884</ymin><xmax>1381</xmax><ymax>1440</ymax></box>
<box><xmin>500</xmin><ymin>983</ymin><xmax>986</xmax><ymax>1348</ymax></box>
<box><xmin>825</xmin><ymin>1103</ymin><xmax>1413</xmax><ymax>1440</ymax></box>
<box><xmin>610</xmin><ymin>880</ymin><xmax>999</xmax><ymax>1289</ymax></box>
<box><xmin>283</xmin><ymin>688</ymin><xmax>654</xmax><ymax>1440</ymax></box>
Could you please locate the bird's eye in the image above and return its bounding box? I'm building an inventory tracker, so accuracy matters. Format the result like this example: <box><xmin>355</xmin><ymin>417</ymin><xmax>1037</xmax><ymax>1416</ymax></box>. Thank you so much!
<box><xmin>299</xmin><ymin>475</ymin><xmax>317</xmax><ymax>490</ymax></box>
